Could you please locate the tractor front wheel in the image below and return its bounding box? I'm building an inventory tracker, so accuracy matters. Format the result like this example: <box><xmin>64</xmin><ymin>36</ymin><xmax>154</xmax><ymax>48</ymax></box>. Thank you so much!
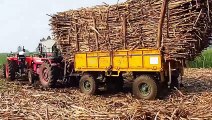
<box><xmin>133</xmin><ymin>75</ymin><xmax>158</xmax><ymax>100</ymax></box>
<box><xmin>28</xmin><ymin>69</ymin><xmax>35</xmax><ymax>85</ymax></box>
<box><xmin>79</xmin><ymin>73</ymin><xmax>98</xmax><ymax>95</ymax></box>
<box><xmin>39</xmin><ymin>62</ymin><xmax>58</xmax><ymax>88</ymax></box>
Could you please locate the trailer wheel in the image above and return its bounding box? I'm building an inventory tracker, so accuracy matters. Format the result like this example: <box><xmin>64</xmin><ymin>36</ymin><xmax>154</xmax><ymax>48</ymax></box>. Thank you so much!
<box><xmin>2</xmin><ymin>64</ymin><xmax>6</xmax><ymax>78</ymax></box>
<box><xmin>133</xmin><ymin>75</ymin><xmax>158</xmax><ymax>100</ymax></box>
<box><xmin>7</xmin><ymin>61</ymin><xmax>16</xmax><ymax>81</ymax></box>
<box><xmin>39</xmin><ymin>62</ymin><xmax>58</xmax><ymax>88</ymax></box>
<box><xmin>28</xmin><ymin>69</ymin><xmax>35</xmax><ymax>85</ymax></box>
<box><xmin>79</xmin><ymin>73</ymin><xmax>98</xmax><ymax>95</ymax></box>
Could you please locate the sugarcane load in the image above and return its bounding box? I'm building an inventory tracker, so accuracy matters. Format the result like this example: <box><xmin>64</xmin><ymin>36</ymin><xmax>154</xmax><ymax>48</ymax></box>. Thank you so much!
<box><xmin>50</xmin><ymin>0</ymin><xmax>212</xmax><ymax>61</ymax></box>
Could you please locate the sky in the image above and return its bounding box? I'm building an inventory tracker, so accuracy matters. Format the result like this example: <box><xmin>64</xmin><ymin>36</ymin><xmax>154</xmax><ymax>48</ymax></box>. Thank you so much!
<box><xmin>0</xmin><ymin>0</ymin><xmax>126</xmax><ymax>53</ymax></box>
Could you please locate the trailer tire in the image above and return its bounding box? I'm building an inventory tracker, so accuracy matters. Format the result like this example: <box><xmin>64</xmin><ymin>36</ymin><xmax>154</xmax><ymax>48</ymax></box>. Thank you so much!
<box><xmin>79</xmin><ymin>73</ymin><xmax>98</xmax><ymax>95</ymax></box>
<box><xmin>39</xmin><ymin>62</ymin><xmax>58</xmax><ymax>88</ymax></box>
<box><xmin>2</xmin><ymin>64</ymin><xmax>6</xmax><ymax>78</ymax></box>
<box><xmin>133</xmin><ymin>75</ymin><xmax>158</xmax><ymax>100</ymax></box>
<box><xmin>7</xmin><ymin>61</ymin><xmax>16</xmax><ymax>81</ymax></box>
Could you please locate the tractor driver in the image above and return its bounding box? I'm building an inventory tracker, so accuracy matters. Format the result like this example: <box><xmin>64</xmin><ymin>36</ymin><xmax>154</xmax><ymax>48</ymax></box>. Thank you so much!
<box><xmin>18</xmin><ymin>48</ymin><xmax>26</xmax><ymax>73</ymax></box>
<box><xmin>18</xmin><ymin>49</ymin><xmax>26</xmax><ymax>56</ymax></box>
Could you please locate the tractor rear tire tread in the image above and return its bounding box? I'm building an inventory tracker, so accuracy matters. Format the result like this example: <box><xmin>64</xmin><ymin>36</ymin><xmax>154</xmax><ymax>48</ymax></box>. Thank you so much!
<box><xmin>8</xmin><ymin>61</ymin><xmax>16</xmax><ymax>81</ymax></box>
<box><xmin>2</xmin><ymin>64</ymin><xmax>6</xmax><ymax>78</ymax></box>
<box><xmin>39</xmin><ymin>62</ymin><xmax>58</xmax><ymax>88</ymax></box>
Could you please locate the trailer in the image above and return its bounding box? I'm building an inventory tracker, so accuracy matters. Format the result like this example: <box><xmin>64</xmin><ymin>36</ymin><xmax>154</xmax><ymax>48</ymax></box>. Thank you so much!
<box><xmin>75</xmin><ymin>49</ymin><xmax>165</xmax><ymax>100</ymax></box>
<box><xmin>38</xmin><ymin>48</ymin><xmax>184</xmax><ymax>100</ymax></box>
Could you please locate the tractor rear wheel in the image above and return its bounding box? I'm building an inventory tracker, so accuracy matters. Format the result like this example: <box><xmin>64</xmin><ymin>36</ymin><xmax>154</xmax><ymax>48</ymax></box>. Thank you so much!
<box><xmin>79</xmin><ymin>73</ymin><xmax>98</xmax><ymax>95</ymax></box>
<box><xmin>39</xmin><ymin>62</ymin><xmax>58</xmax><ymax>88</ymax></box>
<box><xmin>2</xmin><ymin>64</ymin><xmax>6</xmax><ymax>78</ymax></box>
<box><xmin>133</xmin><ymin>75</ymin><xmax>158</xmax><ymax>100</ymax></box>
<box><xmin>7</xmin><ymin>61</ymin><xmax>16</xmax><ymax>81</ymax></box>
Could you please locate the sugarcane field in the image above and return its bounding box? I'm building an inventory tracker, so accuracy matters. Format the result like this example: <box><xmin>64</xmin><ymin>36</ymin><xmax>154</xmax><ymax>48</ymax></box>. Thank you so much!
<box><xmin>0</xmin><ymin>0</ymin><xmax>212</xmax><ymax>119</ymax></box>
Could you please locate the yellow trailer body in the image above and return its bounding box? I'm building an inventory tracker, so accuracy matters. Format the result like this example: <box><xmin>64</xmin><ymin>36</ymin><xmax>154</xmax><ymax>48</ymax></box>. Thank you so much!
<box><xmin>74</xmin><ymin>49</ymin><xmax>162</xmax><ymax>73</ymax></box>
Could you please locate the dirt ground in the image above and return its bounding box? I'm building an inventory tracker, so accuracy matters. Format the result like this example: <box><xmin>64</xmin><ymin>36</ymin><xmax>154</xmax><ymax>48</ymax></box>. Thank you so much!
<box><xmin>0</xmin><ymin>68</ymin><xmax>211</xmax><ymax>120</ymax></box>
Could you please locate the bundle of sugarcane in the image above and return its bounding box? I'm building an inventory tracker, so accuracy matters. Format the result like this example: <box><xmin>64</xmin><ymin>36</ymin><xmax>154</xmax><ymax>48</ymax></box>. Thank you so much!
<box><xmin>50</xmin><ymin>0</ymin><xmax>212</xmax><ymax>61</ymax></box>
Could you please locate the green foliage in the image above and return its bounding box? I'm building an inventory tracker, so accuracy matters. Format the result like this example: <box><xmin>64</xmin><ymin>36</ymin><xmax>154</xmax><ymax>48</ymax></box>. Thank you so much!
<box><xmin>0</xmin><ymin>53</ymin><xmax>7</xmax><ymax>68</ymax></box>
<box><xmin>188</xmin><ymin>48</ymin><xmax>212</xmax><ymax>68</ymax></box>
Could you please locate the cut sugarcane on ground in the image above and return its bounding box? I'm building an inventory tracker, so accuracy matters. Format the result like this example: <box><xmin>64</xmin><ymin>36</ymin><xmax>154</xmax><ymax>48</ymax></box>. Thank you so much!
<box><xmin>0</xmin><ymin>68</ymin><xmax>211</xmax><ymax>119</ymax></box>
<box><xmin>50</xmin><ymin>0</ymin><xmax>212</xmax><ymax>61</ymax></box>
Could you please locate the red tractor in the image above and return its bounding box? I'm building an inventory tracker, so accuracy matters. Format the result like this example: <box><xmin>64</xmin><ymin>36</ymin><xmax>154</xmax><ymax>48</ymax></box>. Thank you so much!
<box><xmin>2</xmin><ymin>46</ymin><xmax>49</xmax><ymax>85</ymax></box>
<box><xmin>2</xmin><ymin>44</ymin><xmax>63</xmax><ymax>87</ymax></box>
<box><xmin>36</xmin><ymin>44</ymin><xmax>66</xmax><ymax>88</ymax></box>
<box><xmin>27</xmin><ymin>53</ymin><xmax>60</xmax><ymax>85</ymax></box>
<box><xmin>2</xmin><ymin>50</ymin><xmax>31</xmax><ymax>81</ymax></box>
